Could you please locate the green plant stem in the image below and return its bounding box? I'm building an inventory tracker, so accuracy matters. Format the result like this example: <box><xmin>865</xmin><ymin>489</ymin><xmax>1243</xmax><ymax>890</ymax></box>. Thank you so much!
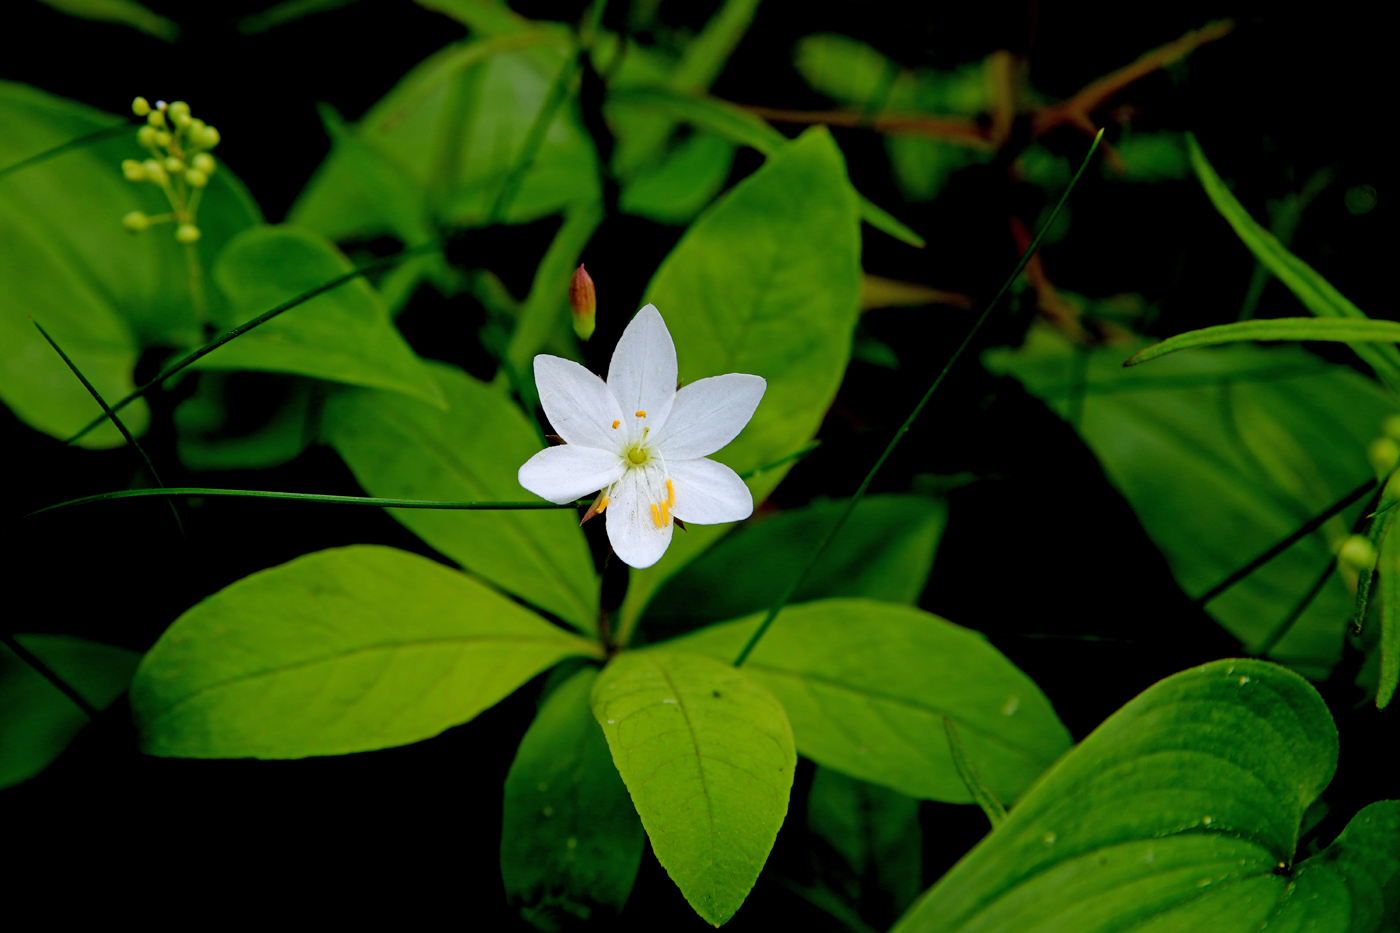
<box><xmin>24</xmin><ymin>488</ymin><xmax>578</xmax><ymax>520</ymax></box>
<box><xmin>943</xmin><ymin>717</ymin><xmax>1007</xmax><ymax>827</ymax></box>
<box><xmin>64</xmin><ymin>240</ymin><xmax>442</xmax><ymax>445</ymax></box>
<box><xmin>737</xmin><ymin>441</ymin><xmax>823</xmax><ymax>480</ymax></box>
<box><xmin>1</xmin><ymin>633</ymin><xmax>98</xmax><ymax>720</ymax></box>
<box><xmin>32</xmin><ymin>319</ymin><xmax>183</xmax><ymax>535</ymax></box>
<box><xmin>1193</xmin><ymin>477</ymin><xmax>1375</xmax><ymax>606</ymax></box>
<box><xmin>0</xmin><ymin>124</ymin><xmax>131</xmax><ymax>181</ymax></box>
<box><xmin>732</xmin><ymin>130</ymin><xmax>1105</xmax><ymax>667</ymax></box>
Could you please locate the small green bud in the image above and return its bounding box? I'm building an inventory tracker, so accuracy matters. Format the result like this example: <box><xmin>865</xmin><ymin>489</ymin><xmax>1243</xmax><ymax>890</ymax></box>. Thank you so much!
<box><xmin>175</xmin><ymin>223</ymin><xmax>201</xmax><ymax>244</ymax></box>
<box><xmin>154</xmin><ymin>131</ymin><xmax>172</xmax><ymax>148</ymax></box>
<box><xmin>193</xmin><ymin>125</ymin><xmax>221</xmax><ymax>149</ymax></box>
<box><xmin>1384</xmin><ymin>414</ymin><xmax>1400</xmax><ymax>442</ymax></box>
<box><xmin>1339</xmin><ymin>535</ymin><xmax>1377</xmax><ymax>573</ymax></box>
<box><xmin>121</xmin><ymin>159</ymin><xmax>145</xmax><ymax>181</ymax></box>
<box><xmin>191</xmin><ymin>153</ymin><xmax>216</xmax><ymax>175</ymax></box>
<box><xmin>173</xmin><ymin>112</ymin><xmax>192</xmax><ymax>129</ymax></box>
<box><xmin>168</xmin><ymin>101</ymin><xmax>190</xmax><ymax>120</ymax></box>
<box><xmin>137</xmin><ymin>125</ymin><xmax>157</xmax><ymax>148</ymax></box>
<box><xmin>147</xmin><ymin>109</ymin><xmax>166</xmax><ymax>128</ymax></box>
<box><xmin>1369</xmin><ymin>437</ymin><xmax>1400</xmax><ymax>478</ymax></box>
<box><xmin>122</xmin><ymin>211</ymin><xmax>150</xmax><ymax>232</ymax></box>
<box><xmin>184</xmin><ymin>168</ymin><xmax>208</xmax><ymax>188</ymax></box>
<box><xmin>165</xmin><ymin>157</ymin><xmax>185</xmax><ymax>174</ymax></box>
<box><xmin>569</xmin><ymin>263</ymin><xmax>597</xmax><ymax>341</ymax></box>
<box><xmin>188</xmin><ymin>118</ymin><xmax>205</xmax><ymax>133</ymax></box>
<box><xmin>142</xmin><ymin>158</ymin><xmax>167</xmax><ymax>184</ymax></box>
<box><xmin>132</xmin><ymin>97</ymin><xmax>151</xmax><ymax>116</ymax></box>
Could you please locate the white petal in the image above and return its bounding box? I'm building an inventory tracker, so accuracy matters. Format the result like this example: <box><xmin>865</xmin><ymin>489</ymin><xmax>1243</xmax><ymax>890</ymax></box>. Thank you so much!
<box><xmin>651</xmin><ymin>373</ymin><xmax>766</xmax><ymax>461</ymax></box>
<box><xmin>666</xmin><ymin>457</ymin><xmax>753</xmax><ymax>525</ymax></box>
<box><xmin>607</xmin><ymin>304</ymin><xmax>677</xmax><ymax>446</ymax></box>
<box><xmin>518</xmin><ymin>445</ymin><xmax>625</xmax><ymax>505</ymax></box>
<box><xmin>535</xmin><ymin>355</ymin><xmax>626</xmax><ymax>451</ymax></box>
<box><xmin>605</xmin><ymin>463</ymin><xmax>673</xmax><ymax>569</ymax></box>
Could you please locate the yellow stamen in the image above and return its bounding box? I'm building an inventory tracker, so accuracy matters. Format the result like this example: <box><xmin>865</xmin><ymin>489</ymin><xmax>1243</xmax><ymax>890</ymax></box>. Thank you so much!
<box><xmin>666</xmin><ymin>478</ymin><xmax>674</xmax><ymax>507</ymax></box>
<box><xmin>651</xmin><ymin>503</ymin><xmax>663</xmax><ymax>527</ymax></box>
<box><xmin>598</xmin><ymin>495</ymin><xmax>609</xmax><ymax>512</ymax></box>
<box><xmin>612</xmin><ymin>420</ymin><xmax>619</xmax><ymax>429</ymax></box>
<box><xmin>660</xmin><ymin>500</ymin><xmax>670</xmax><ymax>525</ymax></box>
<box><xmin>635</xmin><ymin>410</ymin><xmax>646</xmax><ymax>417</ymax></box>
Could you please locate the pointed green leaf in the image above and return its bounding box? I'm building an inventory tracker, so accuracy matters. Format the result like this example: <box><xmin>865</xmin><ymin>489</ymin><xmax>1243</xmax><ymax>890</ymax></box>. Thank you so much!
<box><xmin>502</xmin><ymin>666</ymin><xmax>644</xmax><ymax>927</ymax></box>
<box><xmin>37</xmin><ymin>0</ymin><xmax>178</xmax><ymax>40</ymax></box>
<box><xmin>988</xmin><ymin>327</ymin><xmax>1396</xmax><ymax>677</ymax></box>
<box><xmin>0</xmin><ymin>635</ymin><xmax>139</xmax><ymax>788</ymax></box>
<box><xmin>0</xmin><ymin>81</ymin><xmax>260</xmax><ymax>446</ymax></box>
<box><xmin>197</xmin><ymin>225</ymin><xmax>443</xmax><ymax>407</ymax></box>
<box><xmin>592</xmin><ymin>649</ymin><xmax>796</xmax><ymax>926</ymax></box>
<box><xmin>1187</xmin><ymin>134</ymin><xmax>1400</xmax><ymax>387</ymax></box>
<box><xmin>1126</xmin><ymin>318</ymin><xmax>1400</xmax><ymax>366</ymax></box>
<box><xmin>642</xmin><ymin>494</ymin><xmax>946</xmax><ymax>641</ymax></box>
<box><xmin>323</xmin><ymin>361</ymin><xmax>599</xmax><ymax>631</ymax></box>
<box><xmin>667</xmin><ymin>599</ymin><xmax>1070</xmax><ymax>802</ymax></box>
<box><xmin>132</xmin><ymin>545</ymin><xmax>599</xmax><ymax>759</ymax></box>
<box><xmin>891</xmin><ymin>660</ymin><xmax>1400</xmax><ymax>933</ymax></box>
<box><xmin>620</xmin><ymin>127</ymin><xmax>863</xmax><ymax>629</ymax></box>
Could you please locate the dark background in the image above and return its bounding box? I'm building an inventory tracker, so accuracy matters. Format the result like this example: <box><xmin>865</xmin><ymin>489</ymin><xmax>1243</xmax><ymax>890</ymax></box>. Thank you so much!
<box><xmin>2</xmin><ymin>0</ymin><xmax>1391</xmax><ymax>925</ymax></box>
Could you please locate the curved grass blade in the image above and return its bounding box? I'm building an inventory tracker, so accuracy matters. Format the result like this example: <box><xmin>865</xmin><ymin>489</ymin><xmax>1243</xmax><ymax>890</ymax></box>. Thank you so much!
<box><xmin>733</xmin><ymin>129</ymin><xmax>1105</xmax><ymax>666</ymax></box>
<box><xmin>1187</xmin><ymin>133</ymin><xmax>1400</xmax><ymax>388</ymax></box>
<box><xmin>32</xmin><ymin>319</ymin><xmax>182</xmax><ymax>534</ymax></box>
<box><xmin>942</xmin><ymin>717</ymin><xmax>1007</xmax><ymax>828</ymax></box>
<box><xmin>0</xmin><ymin>123</ymin><xmax>130</xmax><ymax>182</ymax></box>
<box><xmin>24</xmin><ymin>487</ymin><xmax>578</xmax><ymax>520</ymax></box>
<box><xmin>1125</xmin><ymin>318</ymin><xmax>1400</xmax><ymax>367</ymax></box>
<box><xmin>63</xmin><ymin>240</ymin><xmax>442</xmax><ymax>446</ymax></box>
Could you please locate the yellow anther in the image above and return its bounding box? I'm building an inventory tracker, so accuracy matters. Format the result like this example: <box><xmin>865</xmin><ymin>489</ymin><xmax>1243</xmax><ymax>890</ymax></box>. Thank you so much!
<box><xmin>598</xmin><ymin>495</ymin><xmax>609</xmax><ymax>512</ymax></box>
<box><xmin>666</xmin><ymin>478</ymin><xmax>674</xmax><ymax>507</ymax></box>
<box><xmin>660</xmin><ymin>500</ymin><xmax>670</xmax><ymax>525</ymax></box>
<box><xmin>635</xmin><ymin>411</ymin><xmax>646</xmax><ymax>417</ymax></box>
<box><xmin>612</xmin><ymin>420</ymin><xmax>620</xmax><ymax>429</ymax></box>
<box><xmin>651</xmin><ymin>503</ymin><xmax>664</xmax><ymax>527</ymax></box>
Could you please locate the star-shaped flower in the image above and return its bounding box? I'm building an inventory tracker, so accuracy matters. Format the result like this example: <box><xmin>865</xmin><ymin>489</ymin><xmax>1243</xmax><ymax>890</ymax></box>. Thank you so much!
<box><xmin>518</xmin><ymin>304</ymin><xmax>766</xmax><ymax>569</ymax></box>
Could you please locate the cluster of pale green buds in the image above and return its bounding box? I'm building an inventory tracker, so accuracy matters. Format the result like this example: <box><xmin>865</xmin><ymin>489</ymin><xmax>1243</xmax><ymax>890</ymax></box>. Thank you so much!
<box><xmin>120</xmin><ymin>97</ymin><xmax>221</xmax><ymax>244</ymax></box>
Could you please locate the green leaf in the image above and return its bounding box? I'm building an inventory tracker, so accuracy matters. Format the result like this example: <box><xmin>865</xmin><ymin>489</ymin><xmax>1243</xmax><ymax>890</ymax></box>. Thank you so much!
<box><xmin>0</xmin><ymin>635</ymin><xmax>139</xmax><ymax>789</ymax></box>
<box><xmin>617</xmin><ymin>131</ymin><xmax>737</xmax><ymax>225</ymax></box>
<box><xmin>36</xmin><ymin>0</ymin><xmax>178</xmax><ymax>40</ymax></box>
<box><xmin>1114</xmin><ymin>131</ymin><xmax>1188</xmax><ymax>183</ymax></box>
<box><xmin>173</xmin><ymin>372</ymin><xmax>317</xmax><ymax>472</ymax></box>
<box><xmin>323</xmin><ymin>361</ymin><xmax>599</xmax><ymax>632</ymax></box>
<box><xmin>1377</xmin><ymin>520</ymin><xmax>1399</xmax><ymax>709</ymax></box>
<box><xmin>620</xmin><ymin>127</ymin><xmax>863</xmax><ymax>630</ymax></box>
<box><xmin>592</xmin><ymin>649</ymin><xmax>796</xmax><ymax>926</ymax></box>
<box><xmin>1126</xmin><ymin>318</ymin><xmax>1400</xmax><ymax>366</ymax></box>
<box><xmin>808</xmin><ymin>766</ymin><xmax>923</xmax><ymax>926</ymax></box>
<box><xmin>198</xmin><ymin>225</ymin><xmax>444</xmax><ymax>407</ymax></box>
<box><xmin>794</xmin><ymin>33</ymin><xmax>898</xmax><ymax>104</ymax></box>
<box><xmin>1187</xmin><ymin>133</ymin><xmax>1400</xmax><ymax>387</ymax></box>
<box><xmin>289</xmin><ymin>32</ymin><xmax>599</xmax><ymax>231</ymax></box>
<box><xmin>891</xmin><ymin>659</ymin><xmax>1399</xmax><ymax>933</ymax></box>
<box><xmin>132</xmin><ymin>545</ymin><xmax>599</xmax><ymax>759</ymax></box>
<box><xmin>987</xmin><ymin>326</ymin><xmax>1396</xmax><ymax>677</ymax></box>
<box><xmin>0</xmin><ymin>81</ymin><xmax>260</xmax><ymax>447</ymax></box>
<box><xmin>666</xmin><ymin>599</ymin><xmax>1071</xmax><ymax>803</ymax></box>
<box><xmin>640</xmin><ymin>494</ymin><xmax>946</xmax><ymax>641</ymax></box>
<box><xmin>502</xmin><ymin>666</ymin><xmax>644</xmax><ymax>928</ymax></box>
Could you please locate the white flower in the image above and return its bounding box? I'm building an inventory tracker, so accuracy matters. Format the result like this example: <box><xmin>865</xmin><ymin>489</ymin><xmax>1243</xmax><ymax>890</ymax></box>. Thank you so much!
<box><xmin>518</xmin><ymin>304</ymin><xmax>766</xmax><ymax>569</ymax></box>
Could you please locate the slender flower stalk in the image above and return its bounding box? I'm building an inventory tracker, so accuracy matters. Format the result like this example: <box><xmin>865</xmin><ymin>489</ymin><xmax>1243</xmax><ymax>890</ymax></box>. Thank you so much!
<box><xmin>518</xmin><ymin>305</ymin><xmax>765</xmax><ymax>568</ymax></box>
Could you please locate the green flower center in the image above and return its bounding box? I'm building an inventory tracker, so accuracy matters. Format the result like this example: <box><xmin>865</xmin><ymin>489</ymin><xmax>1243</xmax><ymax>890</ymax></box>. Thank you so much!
<box><xmin>626</xmin><ymin>445</ymin><xmax>650</xmax><ymax>466</ymax></box>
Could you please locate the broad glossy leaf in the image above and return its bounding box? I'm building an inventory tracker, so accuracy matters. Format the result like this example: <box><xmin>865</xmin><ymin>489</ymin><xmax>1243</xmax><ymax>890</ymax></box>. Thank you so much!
<box><xmin>891</xmin><ymin>659</ymin><xmax>1398</xmax><ymax>933</ymax></box>
<box><xmin>987</xmin><ymin>326</ymin><xmax>1395</xmax><ymax>677</ymax></box>
<box><xmin>502</xmin><ymin>666</ymin><xmax>644</xmax><ymax>928</ymax></box>
<box><xmin>1126</xmin><ymin>317</ymin><xmax>1400</xmax><ymax>366</ymax></box>
<box><xmin>132</xmin><ymin>545</ymin><xmax>599</xmax><ymax>758</ymax></box>
<box><xmin>198</xmin><ymin>225</ymin><xmax>444</xmax><ymax>407</ymax></box>
<box><xmin>620</xmin><ymin>127</ymin><xmax>862</xmax><ymax>627</ymax></box>
<box><xmin>0</xmin><ymin>81</ymin><xmax>260</xmax><ymax>446</ymax></box>
<box><xmin>0</xmin><ymin>635</ymin><xmax>139</xmax><ymax>788</ymax></box>
<box><xmin>323</xmin><ymin>361</ymin><xmax>599</xmax><ymax>631</ymax></box>
<box><xmin>592</xmin><ymin>649</ymin><xmax>796</xmax><ymax>926</ymax></box>
<box><xmin>640</xmin><ymin>494</ymin><xmax>946</xmax><ymax>640</ymax></box>
<box><xmin>1188</xmin><ymin>134</ymin><xmax>1400</xmax><ymax>387</ymax></box>
<box><xmin>668</xmin><ymin>599</ymin><xmax>1071</xmax><ymax>803</ymax></box>
<box><xmin>289</xmin><ymin>32</ymin><xmax>599</xmax><ymax>232</ymax></box>
<box><xmin>809</xmin><ymin>766</ymin><xmax>923</xmax><ymax>926</ymax></box>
